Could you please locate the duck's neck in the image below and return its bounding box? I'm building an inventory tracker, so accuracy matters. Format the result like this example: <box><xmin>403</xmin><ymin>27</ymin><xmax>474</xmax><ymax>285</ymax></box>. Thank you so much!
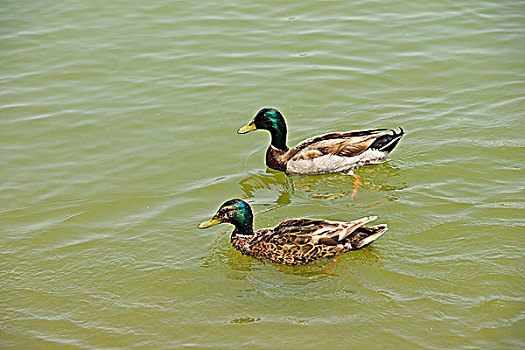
<box><xmin>269</xmin><ymin>124</ymin><xmax>288</xmax><ymax>151</ymax></box>
<box><xmin>231</xmin><ymin>210</ymin><xmax>254</xmax><ymax>236</ymax></box>
<box><xmin>232</xmin><ymin>221</ymin><xmax>254</xmax><ymax>237</ymax></box>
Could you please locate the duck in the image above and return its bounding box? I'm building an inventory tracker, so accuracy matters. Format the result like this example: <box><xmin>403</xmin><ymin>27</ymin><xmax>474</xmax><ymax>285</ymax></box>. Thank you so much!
<box><xmin>238</xmin><ymin>107</ymin><xmax>405</xmax><ymax>175</ymax></box>
<box><xmin>198</xmin><ymin>199</ymin><xmax>388</xmax><ymax>266</ymax></box>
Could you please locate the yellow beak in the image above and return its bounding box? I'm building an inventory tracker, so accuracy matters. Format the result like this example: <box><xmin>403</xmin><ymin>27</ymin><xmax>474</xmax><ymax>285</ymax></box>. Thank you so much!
<box><xmin>237</xmin><ymin>122</ymin><xmax>257</xmax><ymax>134</ymax></box>
<box><xmin>198</xmin><ymin>217</ymin><xmax>222</xmax><ymax>228</ymax></box>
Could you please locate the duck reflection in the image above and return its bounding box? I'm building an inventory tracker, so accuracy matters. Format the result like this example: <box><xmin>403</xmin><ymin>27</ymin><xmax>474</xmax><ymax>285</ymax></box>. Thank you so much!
<box><xmin>239</xmin><ymin>162</ymin><xmax>406</xmax><ymax>206</ymax></box>
<box><xmin>297</xmin><ymin>163</ymin><xmax>407</xmax><ymax>200</ymax></box>
<box><xmin>238</xmin><ymin>169</ymin><xmax>295</xmax><ymax>211</ymax></box>
<box><xmin>202</xmin><ymin>235</ymin><xmax>387</xmax><ymax>280</ymax></box>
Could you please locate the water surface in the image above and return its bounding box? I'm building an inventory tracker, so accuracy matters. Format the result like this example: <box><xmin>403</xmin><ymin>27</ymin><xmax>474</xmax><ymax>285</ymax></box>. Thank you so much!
<box><xmin>1</xmin><ymin>1</ymin><xmax>524</xmax><ymax>349</ymax></box>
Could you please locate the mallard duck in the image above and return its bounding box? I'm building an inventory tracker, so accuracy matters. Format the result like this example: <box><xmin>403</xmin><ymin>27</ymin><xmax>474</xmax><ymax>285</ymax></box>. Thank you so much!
<box><xmin>238</xmin><ymin>108</ymin><xmax>405</xmax><ymax>175</ymax></box>
<box><xmin>198</xmin><ymin>199</ymin><xmax>388</xmax><ymax>266</ymax></box>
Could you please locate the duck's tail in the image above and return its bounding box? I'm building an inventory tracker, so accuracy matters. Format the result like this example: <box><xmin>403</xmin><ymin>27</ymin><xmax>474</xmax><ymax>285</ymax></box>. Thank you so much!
<box><xmin>349</xmin><ymin>224</ymin><xmax>388</xmax><ymax>249</ymax></box>
<box><xmin>369</xmin><ymin>127</ymin><xmax>405</xmax><ymax>153</ymax></box>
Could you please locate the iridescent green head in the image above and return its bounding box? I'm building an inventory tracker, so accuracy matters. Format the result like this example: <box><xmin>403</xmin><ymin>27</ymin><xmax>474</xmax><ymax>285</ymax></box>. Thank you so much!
<box><xmin>198</xmin><ymin>199</ymin><xmax>254</xmax><ymax>235</ymax></box>
<box><xmin>237</xmin><ymin>108</ymin><xmax>288</xmax><ymax>151</ymax></box>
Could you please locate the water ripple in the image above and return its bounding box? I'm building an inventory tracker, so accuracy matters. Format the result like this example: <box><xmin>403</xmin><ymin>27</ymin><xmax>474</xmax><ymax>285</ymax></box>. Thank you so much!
<box><xmin>1</xmin><ymin>0</ymin><xmax>524</xmax><ymax>348</ymax></box>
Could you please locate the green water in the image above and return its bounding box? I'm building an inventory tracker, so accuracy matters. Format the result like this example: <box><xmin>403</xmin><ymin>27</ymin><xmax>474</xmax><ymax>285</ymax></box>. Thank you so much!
<box><xmin>1</xmin><ymin>1</ymin><xmax>524</xmax><ymax>349</ymax></box>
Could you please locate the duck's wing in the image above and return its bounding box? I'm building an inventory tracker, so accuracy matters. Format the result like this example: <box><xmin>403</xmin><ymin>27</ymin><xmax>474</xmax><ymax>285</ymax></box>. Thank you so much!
<box><xmin>271</xmin><ymin>216</ymin><xmax>377</xmax><ymax>245</ymax></box>
<box><xmin>269</xmin><ymin>218</ymin><xmax>340</xmax><ymax>246</ymax></box>
<box><xmin>289</xmin><ymin>129</ymin><xmax>389</xmax><ymax>161</ymax></box>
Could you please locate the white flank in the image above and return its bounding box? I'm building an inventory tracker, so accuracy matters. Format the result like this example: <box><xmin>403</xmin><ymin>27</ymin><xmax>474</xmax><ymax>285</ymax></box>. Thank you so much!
<box><xmin>287</xmin><ymin>149</ymin><xmax>387</xmax><ymax>174</ymax></box>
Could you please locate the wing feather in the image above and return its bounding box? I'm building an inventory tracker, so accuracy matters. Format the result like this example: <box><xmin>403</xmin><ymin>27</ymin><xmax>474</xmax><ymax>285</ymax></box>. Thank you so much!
<box><xmin>289</xmin><ymin>130</ymin><xmax>388</xmax><ymax>162</ymax></box>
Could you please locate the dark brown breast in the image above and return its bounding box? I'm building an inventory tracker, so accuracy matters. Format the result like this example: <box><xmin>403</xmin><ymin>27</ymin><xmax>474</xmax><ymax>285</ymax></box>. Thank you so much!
<box><xmin>265</xmin><ymin>146</ymin><xmax>288</xmax><ymax>171</ymax></box>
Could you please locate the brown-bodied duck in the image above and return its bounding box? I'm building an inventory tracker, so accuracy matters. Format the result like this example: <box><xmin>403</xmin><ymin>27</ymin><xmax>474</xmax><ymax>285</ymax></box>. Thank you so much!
<box><xmin>198</xmin><ymin>199</ymin><xmax>388</xmax><ymax>266</ymax></box>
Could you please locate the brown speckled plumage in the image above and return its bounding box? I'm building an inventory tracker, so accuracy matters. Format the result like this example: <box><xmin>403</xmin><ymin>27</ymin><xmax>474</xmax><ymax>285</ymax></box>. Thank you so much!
<box><xmin>198</xmin><ymin>199</ymin><xmax>388</xmax><ymax>266</ymax></box>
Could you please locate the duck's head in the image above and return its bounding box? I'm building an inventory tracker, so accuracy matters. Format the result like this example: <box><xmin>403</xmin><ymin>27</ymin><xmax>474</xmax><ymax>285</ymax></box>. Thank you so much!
<box><xmin>198</xmin><ymin>199</ymin><xmax>254</xmax><ymax>235</ymax></box>
<box><xmin>237</xmin><ymin>108</ymin><xmax>288</xmax><ymax>150</ymax></box>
